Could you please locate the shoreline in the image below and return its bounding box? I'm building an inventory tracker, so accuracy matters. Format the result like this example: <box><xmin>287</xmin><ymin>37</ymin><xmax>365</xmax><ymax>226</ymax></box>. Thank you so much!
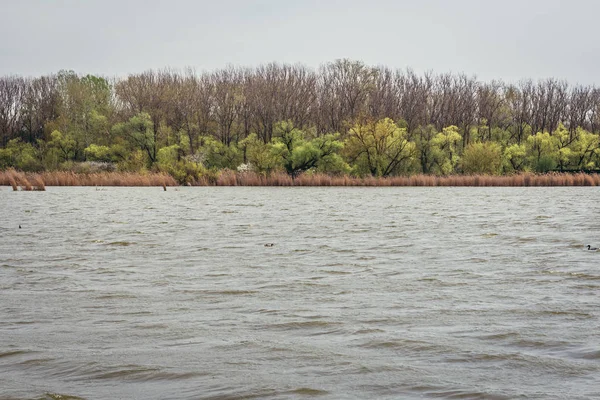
<box><xmin>2</xmin><ymin>170</ymin><xmax>600</xmax><ymax>189</ymax></box>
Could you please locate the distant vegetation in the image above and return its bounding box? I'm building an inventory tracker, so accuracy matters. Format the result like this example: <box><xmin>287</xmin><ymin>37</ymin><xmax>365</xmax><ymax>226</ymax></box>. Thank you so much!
<box><xmin>1</xmin><ymin>60</ymin><xmax>600</xmax><ymax>185</ymax></box>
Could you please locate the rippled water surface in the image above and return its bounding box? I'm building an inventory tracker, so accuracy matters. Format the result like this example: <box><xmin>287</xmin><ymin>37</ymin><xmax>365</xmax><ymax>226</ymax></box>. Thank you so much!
<box><xmin>1</xmin><ymin>186</ymin><xmax>599</xmax><ymax>399</ymax></box>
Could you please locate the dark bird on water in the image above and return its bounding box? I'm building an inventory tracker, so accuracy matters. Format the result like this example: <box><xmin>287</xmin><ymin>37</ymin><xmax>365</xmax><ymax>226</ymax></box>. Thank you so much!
<box><xmin>587</xmin><ymin>245</ymin><xmax>597</xmax><ymax>250</ymax></box>
<box><xmin>264</xmin><ymin>243</ymin><xmax>274</xmax><ymax>247</ymax></box>
<box><xmin>19</xmin><ymin>225</ymin><xmax>21</xmax><ymax>229</ymax></box>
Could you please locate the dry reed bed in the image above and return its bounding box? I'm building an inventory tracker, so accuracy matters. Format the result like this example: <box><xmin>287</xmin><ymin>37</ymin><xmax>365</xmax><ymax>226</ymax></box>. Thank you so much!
<box><xmin>1</xmin><ymin>170</ymin><xmax>599</xmax><ymax>188</ymax></box>
<box><xmin>208</xmin><ymin>172</ymin><xmax>600</xmax><ymax>187</ymax></box>
<box><xmin>0</xmin><ymin>170</ymin><xmax>177</xmax><ymax>189</ymax></box>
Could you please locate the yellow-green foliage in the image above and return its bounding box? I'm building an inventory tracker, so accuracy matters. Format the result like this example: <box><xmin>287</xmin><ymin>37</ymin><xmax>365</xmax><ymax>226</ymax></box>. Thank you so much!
<box><xmin>430</xmin><ymin>126</ymin><xmax>462</xmax><ymax>175</ymax></box>
<box><xmin>111</xmin><ymin>113</ymin><xmax>156</xmax><ymax>164</ymax></box>
<box><xmin>569</xmin><ymin>128</ymin><xmax>599</xmax><ymax>169</ymax></box>
<box><xmin>345</xmin><ymin>118</ymin><xmax>416</xmax><ymax>177</ymax></box>
<box><xmin>412</xmin><ymin>125</ymin><xmax>438</xmax><ymax>174</ymax></box>
<box><xmin>0</xmin><ymin>139</ymin><xmax>42</xmax><ymax>171</ymax></box>
<box><xmin>84</xmin><ymin>144</ymin><xmax>112</xmax><ymax>162</ymax></box>
<box><xmin>197</xmin><ymin>136</ymin><xmax>242</xmax><ymax>170</ymax></box>
<box><xmin>117</xmin><ymin>149</ymin><xmax>147</xmax><ymax>172</ymax></box>
<box><xmin>239</xmin><ymin>133</ymin><xmax>281</xmax><ymax>174</ymax></box>
<box><xmin>461</xmin><ymin>142</ymin><xmax>503</xmax><ymax>175</ymax></box>
<box><xmin>503</xmin><ymin>143</ymin><xmax>527</xmax><ymax>172</ymax></box>
<box><xmin>271</xmin><ymin>121</ymin><xmax>345</xmax><ymax>177</ymax></box>
<box><xmin>526</xmin><ymin>131</ymin><xmax>557</xmax><ymax>172</ymax></box>
<box><xmin>155</xmin><ymin>144</ymin><xmax>204</xmax><ymax>184</ymax></box>
<box><xmin>156</xmin><ymin>144</ymin><xmax>180</xmax><ymax>167</ymax></box>
<box><xmin>49</xmin><ymin>130</ymin><xmax>77</xmax><ymax>162</ymax></box>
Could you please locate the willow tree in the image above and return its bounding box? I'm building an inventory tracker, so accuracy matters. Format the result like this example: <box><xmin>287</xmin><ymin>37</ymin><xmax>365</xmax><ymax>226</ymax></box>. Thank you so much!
<box><xmin>270</xmin><ymin>121</ymin><xmax>344</xmax><ymax>177</ymax></box>
<box><xmin>460</xmin><ymin>142</ymin><xmax>503</xmax><ymax>175</ymax></box>
<box><xmin>526</xmin><ymin>131</ymin><xmax>557</xmax><ymax>172</ymax></box>
<box><xmin>345</xmin><ymin>118</ymin><xmax>416</xmax><ymax>176</ymax></box>
<box><xmin>430</xmin><ymin>125</ymin><xmax>462</xmax><ymax>175</ymax></box>
<box><xmin>111</xmin><ymin>112</ymin><xmax>157</xmax><ymax>164</ymax></box>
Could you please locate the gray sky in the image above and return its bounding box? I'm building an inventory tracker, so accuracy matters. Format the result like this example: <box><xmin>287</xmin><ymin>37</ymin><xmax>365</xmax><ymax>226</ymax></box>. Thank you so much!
<box><xmin>1</xmin><ymin>0</ymin><xmax>598</xmax><ymax>84</ymax></box>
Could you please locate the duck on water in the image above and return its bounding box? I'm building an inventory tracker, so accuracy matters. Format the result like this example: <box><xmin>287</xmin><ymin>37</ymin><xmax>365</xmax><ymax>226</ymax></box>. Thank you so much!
<box><xmin>587</xmin><ymin>245</ymin><xmax>598</xmax><ymax>251</ymax></box>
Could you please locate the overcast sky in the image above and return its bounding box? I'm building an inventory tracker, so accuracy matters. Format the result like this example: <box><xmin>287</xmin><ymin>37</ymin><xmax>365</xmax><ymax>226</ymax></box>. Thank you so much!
<box><xmin>1</xmin><ymin>0</ymin><xmax>598</xmax><ymax>84</ymax></box>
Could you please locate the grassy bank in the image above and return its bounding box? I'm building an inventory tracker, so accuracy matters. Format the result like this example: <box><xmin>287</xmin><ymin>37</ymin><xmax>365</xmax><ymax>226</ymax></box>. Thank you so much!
<box><xmin>2</xmin><ymin>169</ymin><xmax>600</xmax><ymax>189</ymax></box>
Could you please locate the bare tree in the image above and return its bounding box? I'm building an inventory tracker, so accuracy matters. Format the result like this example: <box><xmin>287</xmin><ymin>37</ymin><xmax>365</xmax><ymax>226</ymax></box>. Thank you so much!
<box><xmin>0</xmin><ymin>76</ymin><xmax>26</xmax><ymax>146</ymax></box>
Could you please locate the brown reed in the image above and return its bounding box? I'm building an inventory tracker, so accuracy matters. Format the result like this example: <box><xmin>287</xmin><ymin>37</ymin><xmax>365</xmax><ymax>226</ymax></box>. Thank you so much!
<box><xmin>6</xmin><ymin>170</ymin><xmax>18</xmax><ymax>191</ymax></box>
<box><xmin>0</xmin><ymin>170</ymin><xmax>177</xmax><ymax>188</ymax></box>
<box><xmin>1</xmin><ymin>170</ymin><xmax>599</xmax><ymax>187</ymax></box>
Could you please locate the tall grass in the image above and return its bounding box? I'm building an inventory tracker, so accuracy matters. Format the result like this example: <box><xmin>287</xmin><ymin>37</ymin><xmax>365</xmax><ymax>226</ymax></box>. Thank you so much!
<box><xmin>0</xmin><ymin>170</ymin><xmax>177</xmax><ymax>188</ymax></box>
<box><xmin>1</xmin><ymin>169</ymin><xmax>599</xmax><ymax>187</ymax></box>
<box><xmin>229</xmin><ymin>172</ymin><xmax>600</xmax><ymax>187</ymax></box>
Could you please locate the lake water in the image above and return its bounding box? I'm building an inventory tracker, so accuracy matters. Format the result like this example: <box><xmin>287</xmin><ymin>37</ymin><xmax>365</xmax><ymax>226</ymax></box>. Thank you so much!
<box><xmin>1</xmin><ymin>186</ymin><xmax>599</xmax><ymax>399</ymax></box>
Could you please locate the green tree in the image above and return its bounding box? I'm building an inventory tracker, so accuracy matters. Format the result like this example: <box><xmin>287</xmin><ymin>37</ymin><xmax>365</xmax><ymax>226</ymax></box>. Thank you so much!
<box><xmin>54</xmin><ymin>71</ymin><xmax>113</xmax><ymax>158</ymax></box>
<box><xmin>569</xmin><ymin>128</ymin><xmax>599</xmax><ymax>169</ymax></box>
<box><xmin>197</xmin><ymin>136</ymin><xmax>242</xmax><ymax>170</ymax></box>
<box><xmin>48</xmin><ymin>130</ymin><xmax>76</xmax><ymax>163</ymax></box>
<box><xmin>239</xmin><ymin>133</ymin><xmax>281</xmax><ymax>174</ymax></box>
<box><xmin>503</xmin><ymin>144</ymin><xmax>527</xmax><ymax>172</ymax></box>
<box><xmin>526</xmin><ymin>131</ymin><xmax>557</xmax><ymax>172</ymax></box>
<box><xmin>431</xmin><ymin>126</ymin><xmax>462</xmax><ymax>175</ymax></box>
<box><xmin>271</xmin><ymin>121</ymin><xmax>344</xmax><ymax>177</ymax></box>
<box><xmin>461</xmin><ymin>142</ymin><xmax>503</xmax><ymax>175</ymax></box>
<box><xmin>345</xmin><ymin>118</ymin><xmax>416</xmax><ymax>176</ymax></box>
<box><xmin>0</xmin><ymin>139</ymin><xmax>42</xmax><ymax>171</ymax></box>
<box><xmin>111</xmin><ymin>112</ymin><xmax>156</xmax><ymax>164</ymax></box>
<box><xmin>83</xmin><ymin>144</ymin><xmax>113</xmax><ymax>162</ymax></box>
<box><xmin>412</xmin><ymin>125</ymin><xmax>438</xmax><ymax>173</ymax></box>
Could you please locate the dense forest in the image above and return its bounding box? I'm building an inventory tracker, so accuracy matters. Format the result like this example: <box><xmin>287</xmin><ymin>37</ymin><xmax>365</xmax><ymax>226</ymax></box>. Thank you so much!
<box><xmin>1</xmin><ymin>59</ymin><xmax>600</xmax><ymax>184</ymax></box>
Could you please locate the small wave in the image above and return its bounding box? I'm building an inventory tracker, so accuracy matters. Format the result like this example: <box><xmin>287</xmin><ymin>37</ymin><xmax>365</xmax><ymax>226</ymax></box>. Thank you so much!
<box><xmin>88</xmin><ymin>365</ymin><xmax>159</xmax><ymax>380</ymax></box>
<box><xmin>467</xmin><ymin>257</ymin><xmax>488</xmax><ymax>263</ymax></box>
<box><xmin>95</xmin><ymin>293</ymin><xmax>137</xmax><ymax>300</ymax></box>
<box><xmin>83</xmin><ymin>365</ymin><xmax>209</xmax><ymax>382</ymax></box>
<box><xmin>517</xmin><ymin>237</ymin><xmax>537</xmax><ymax>242</ymax></box>
<box><xmin>209</xmin><ymin>289</ymin><xmax>257</xmax><ymax>295</ymax></box>
<box><xmin>352</xmin><ymin>328</ymin><xmax>385</xmax><ymax>335</ymax></box>
<box><xmin>43</xmin><ymin>393</ymin><xmax>87</xmax><ymax>400</ymax></box>
<box><xmin>177</xmin><ymin>289</ymin><xmax>257</xmax><ymax>296</ymax></box>
<box><xmin>0</xmin><ymin>349</ymin><xmax>34</xmax><ymax>358</ymax></box>
<box><xmin>132</xmin><ymin>323</ymin><xmax>169</xmax><ymax>330</ymax></box>
<box><xmin>566</xmin><ymin>272</ymin><xmax>600</xmax><ymax>280</ymax></box>
<box><xmin>254</xmin><ymin>308</ymin><xmax>282</xmax><ymax>314</ymax></box>
<box><xmin>333</xmin><ymin>248</ymin><xmax>356</xmax><ymax>254</ymax></box>
<box><xmin>477</xmin><ymin>332</ymin><xmax>520</xmax><ymax>341</ymax></box>
<box><xmin>18</xmin><ymin>357</ymin><xmax>55</xmax><ymax>366</ymax></box>
<box><xmin>408</xmin><ymin>384</ymin><xmax>510</xmax><ymax>400</ymax></box>
<box><xmin>537</xmin><ymin>309</ymin><xmax>593</xmax><ymax>318</ymax></box>
<box><xmin>357</xmin><ymin>255</ymin><xmax>376</xmax><ymax>260</ymax></box>
<box><xmin>322</xmin><ymin>270</ymin><xmax>352</xmax><ymax>275</ymax></box>
<box><xmin>481</xmin><ymin>233</ymin><xmax>498</xmax><ymax>238</ymax></box>
<box><xmin>287</xmin><ymin>387</ymin><xmax>329</xmax><ymax>396</ymax></box>
<box><xmin>360</xmin><ymin>339</ymin><xmax>443</xmax><ymax>353</ymax></box>
<box><xmin>267</xmin><ymin>321</ymin><xmax>341</xmax><ymax>330</ymax></box>
<box><xmin>105</xmin><ymin>241</ymin><xmax>135</xmax><ymax>246</ymax></box>
<box><xmin>121</xmin><ymin>310</ymin><xmax>152</xmax><ymax>316</ymax></box>
<box><xmin>292</xmin><ymin>248</ymin><xmax>313</xmax><ymax>253</ymax></box>
<box><xmin>512</xmin><ymin>338</ymin><xmax>570</xmax><ymax>350</ymax></box>
<box><xmin>10</xmin><ymin>320</ymin><xmax>36</xmax><ymax>325</ymax></box>
<box><xmin>565</xmin><ymin>347</ymin><xmax>600</xmax><ymax>360</ymax></box>
<box><xmin>541</xmin><ymin>269</ymin><xmax>600</xmax><ymax>280</ymax></box>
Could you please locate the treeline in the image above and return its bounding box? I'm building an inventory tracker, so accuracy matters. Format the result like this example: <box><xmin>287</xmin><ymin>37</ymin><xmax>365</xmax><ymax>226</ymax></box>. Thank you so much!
<box><xmin>1</xmin><ymin>59</ymin><xmax>600</xmax><ymax>183</ymax></box>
